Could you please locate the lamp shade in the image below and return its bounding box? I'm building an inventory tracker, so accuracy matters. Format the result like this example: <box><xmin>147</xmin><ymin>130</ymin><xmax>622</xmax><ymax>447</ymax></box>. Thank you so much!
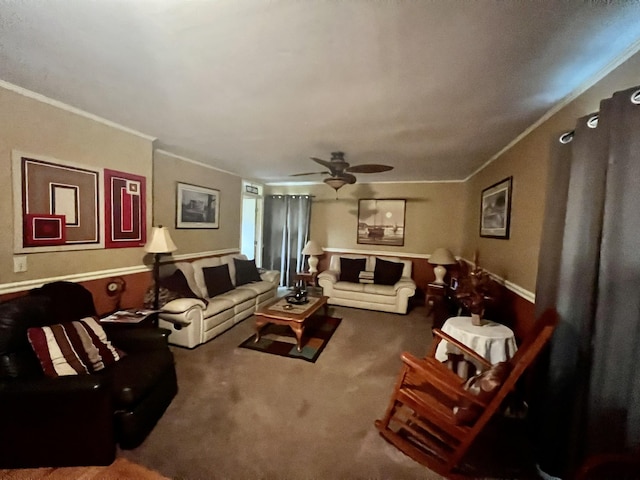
<box><xmin>301</xmin><ymin>240</ymin><xmax>323</xmax><ymax>256</ymax></box>
<box><xmin>428</xmin><ymin>248</ymin><xmax>456</xmax><ymax>265</ymax></box>
<box><xmin>145</xmin><ymin>226</ymin><xmax>177</xmax><ymax>254</ymax></box>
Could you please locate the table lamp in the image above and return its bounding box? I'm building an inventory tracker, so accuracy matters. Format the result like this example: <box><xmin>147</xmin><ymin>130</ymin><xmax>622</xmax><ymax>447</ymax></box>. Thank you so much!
<box><xmin>144</xmin><ymin>225</ymin><xmax>178</xmax><ymax>310</ymax></box>
<box><xmin>301</xmin><ymin>240</ymin><xmax>323</xmax><ymax>274</ymax></box>
<box><xmin>428</xmin><ymin>247</ymin><xmax>457</xmax><ymax>285</ymax></box>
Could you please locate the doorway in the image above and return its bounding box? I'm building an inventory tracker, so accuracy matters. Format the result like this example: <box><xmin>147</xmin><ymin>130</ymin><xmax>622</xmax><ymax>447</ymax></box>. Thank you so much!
<box><xmin>241</xmin><ymin>182</ymin><xmax>263</xmax><ymax>264</ymax></box>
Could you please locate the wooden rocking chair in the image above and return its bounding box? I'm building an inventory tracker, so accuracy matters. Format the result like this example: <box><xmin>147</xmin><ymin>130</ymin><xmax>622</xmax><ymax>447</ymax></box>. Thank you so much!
<box><xmin>374</xmin><ymin>309</ymin><xmax>559</xmax><ymax>479</ymax></box>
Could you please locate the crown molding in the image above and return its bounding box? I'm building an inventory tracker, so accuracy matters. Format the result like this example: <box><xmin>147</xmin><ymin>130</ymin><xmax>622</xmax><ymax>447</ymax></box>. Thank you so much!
<box><xmin>464</xmin><ymin>37</ymin><xmax>640</xmax><ymax>182</ymax></box>
<box><xmin>154</xmin><ymin>149</ymin><xmax>240</xmax><ymax>177</ymax></box>
<box><xmin>0</xmin><ymin>79</ymin><xmax>156</xmax><ymax>141</ymax></box>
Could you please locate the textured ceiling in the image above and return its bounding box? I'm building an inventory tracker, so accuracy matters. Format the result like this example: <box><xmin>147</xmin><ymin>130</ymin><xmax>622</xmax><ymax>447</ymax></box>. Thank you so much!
<box><xmin>2</xmin><ymin>1</ymin><xmax>640</xmax><ymax>184</ymax></box>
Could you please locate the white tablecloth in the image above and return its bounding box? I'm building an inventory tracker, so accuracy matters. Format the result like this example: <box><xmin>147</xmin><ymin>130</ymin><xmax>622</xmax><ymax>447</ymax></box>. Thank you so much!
<box><xmin>434</xmin><ymin>316</ymin><xmax>518</xmax><ymax>365</ymax></box>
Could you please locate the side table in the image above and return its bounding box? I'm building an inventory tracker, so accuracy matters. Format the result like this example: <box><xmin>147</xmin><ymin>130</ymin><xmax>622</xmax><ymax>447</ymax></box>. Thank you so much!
<box><xmin>100</xmin><ymin>309</ymin><xmax>159</xmax><ymax>328</ymax></box>
<box><xmin>434</xmin><ymin>316</ymin><xmax>518</xmax><ymax>369</ymax></box>
<box><xmin>295</xmin><ymin>271</ymin><xmax>317</xmax><ymax>287</ymax></box>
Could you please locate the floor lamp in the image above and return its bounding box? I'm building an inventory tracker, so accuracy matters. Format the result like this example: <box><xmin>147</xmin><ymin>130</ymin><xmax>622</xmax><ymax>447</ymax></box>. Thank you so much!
<box><xmin>144</xmin><ymin>226</ymin><xmax>178</xmax><ymax>310</ymax></box>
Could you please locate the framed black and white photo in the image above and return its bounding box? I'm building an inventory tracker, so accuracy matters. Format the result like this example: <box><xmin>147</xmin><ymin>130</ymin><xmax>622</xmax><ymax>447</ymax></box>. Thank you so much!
<box><xmin>176</xmin><ymin>182</ymin><xmax>220</xmax><ymax>229</ymax></box>
<box><xmin>480</xmin><ymin>176</ymin><xmax>512</xmax><ymax>239</ymax></box>
<box><xmin>357</xmin><ymin>199</ymin><xmax>406</xmax><ymax>246</ymax></box>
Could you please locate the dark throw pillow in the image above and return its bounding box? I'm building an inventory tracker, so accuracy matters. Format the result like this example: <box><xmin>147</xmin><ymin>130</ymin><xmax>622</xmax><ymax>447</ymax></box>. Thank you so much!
<box><xmin>203</xmin><ymin>264</ymin><xmax>235</xmax><ymax>297</ymax></box>
<box><xmin>234</xmin><ymin>258</ymin><xmax>262</xmax><ymax>286</ymax></box>
<box><xmin>373</xmin><ymin>258</ymin><xmax>404</xmax><ymax>285</ymax></box>
<box><xmin>159</xmin><ymin>269</ymin><xmax>199</xmax><ymax>299</ymax></box>
<box><xmin>143</xmin><ymin>268</ymin><xmax>201</xmax><ymax>308</ymax></box>
<box><xmin>339</xmin><ymin>257</ymin><xmax>367</xmax><ymax>283</ymax></box>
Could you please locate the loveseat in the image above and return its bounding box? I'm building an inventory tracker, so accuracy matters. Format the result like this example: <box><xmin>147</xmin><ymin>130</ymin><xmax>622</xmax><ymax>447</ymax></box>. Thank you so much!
<box><xmin>0</xmin><ymin>281</ymin><xmax>177</xmax><ymax>468</ymax></box>
<box><xmin>157</xmin><ymin>254</ymin><xmax>280</xmax><ymax>348</ymax></box>
<box><xmin>317</xmin><ymin>254</ymin><xmax>416</xmax><ymax>314</ymax></box>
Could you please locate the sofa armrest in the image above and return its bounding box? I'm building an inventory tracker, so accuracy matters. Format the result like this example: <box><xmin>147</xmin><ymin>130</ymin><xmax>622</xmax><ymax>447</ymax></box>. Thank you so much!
<box><xmin>260</xmin><ymin>269</ymin><xmax>281</xmax><ymax>285</ymax></box>
<box><xmin>394</xmin><ymin>277</ymin><xmax>417</xmax><ymax>293</ymax></box>
<box><xmin>162</xmin><ymin>297</ymin><xmax>206</xmax><ymax>314</ymax></box>
<box><xmin>317</xmin><ymin>270</ymin><xmax>339</xmax><ymax>284</ymax></box>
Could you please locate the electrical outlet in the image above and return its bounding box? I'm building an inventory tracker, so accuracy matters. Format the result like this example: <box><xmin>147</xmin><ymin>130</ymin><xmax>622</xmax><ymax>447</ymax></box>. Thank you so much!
<box><xmin>13</xmin><ymin>256</ymin><xmax>27</xmax><ymax>273</ymax></box>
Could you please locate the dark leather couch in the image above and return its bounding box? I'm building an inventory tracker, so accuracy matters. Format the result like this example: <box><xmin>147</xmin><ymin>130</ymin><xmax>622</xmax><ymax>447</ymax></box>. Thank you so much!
<box><xmin>0</xmin><ymin>281</ymin><xmax>178</xmax><ymax>468</ymax></box>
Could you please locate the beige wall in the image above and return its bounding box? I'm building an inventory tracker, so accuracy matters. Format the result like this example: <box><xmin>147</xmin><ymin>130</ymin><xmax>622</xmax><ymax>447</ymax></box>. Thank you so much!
<box><xmin>461</xmin><ymin>50</ymin><xmax>640</xmax><ymax>293</ymax></box>
<box><xmin>153</xmin><ymin>151</ymin><xmax>242</xmax><ymax>255</ymax></box>
<box><xmin>0</xmin><ymin>85</ymin><xmax>153</xmax><ymax>284</ymax></box>
<box><xmin>266</xmin><ymin>181</ymin><xmax>466</xmax><ymax>256</ymax></box>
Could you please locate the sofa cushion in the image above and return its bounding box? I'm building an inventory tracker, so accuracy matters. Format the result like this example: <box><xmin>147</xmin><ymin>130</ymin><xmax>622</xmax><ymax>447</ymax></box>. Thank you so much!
<box><xmin>27</xmin><ymin>317</ymin><xmax>124</xmax><ymax>378</ymax></box>
<box><xmin>203</xmin><ymin>264</ymin><xmax>235</xmax><ymax>297</ymax></box>
<box><xmin>202</xmin><ymin>297</ymin><xmax>236</xmax><ymax>318</ymax></box>
<box><xmin>373</xmin><ymin>257</ymin><xmax>404</xmax><ymax>285</ymax></box>
<box><xmin>340</xmin><ymin>257</ymin><xmax>366</xmax><ymax>283</ymax></box>
<box><xmin>236</xmin><ymin>280</ymin><xmax>274</xmax><ymax>296</ymax></box>
<box><xmin>234</xmin><ymin>258</ymin><xmax>262</xmax><ymax>286</ymax></box>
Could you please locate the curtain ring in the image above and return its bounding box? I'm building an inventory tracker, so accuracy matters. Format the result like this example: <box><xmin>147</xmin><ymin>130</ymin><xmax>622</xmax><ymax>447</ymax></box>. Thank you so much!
<box><xmin>631</xmin><ymin>89</ymin><xmax>640</xmax><ymax>105</ymax></box>
<box><xmin>587</xmin><ymin>115</ymin><xmax>598</xmax><ymax>128</ymax></box>
<box><xmin>559</xmin><ymin>131</ymin><xmax>574</xmax><ymax>144</ymax></box>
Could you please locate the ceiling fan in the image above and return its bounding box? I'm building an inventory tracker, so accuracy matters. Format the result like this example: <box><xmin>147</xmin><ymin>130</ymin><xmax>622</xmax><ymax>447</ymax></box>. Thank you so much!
<box><xmin>291</xmin><ymin>151</ymin><xmax>394</xmax><ymax>191</ymax></box>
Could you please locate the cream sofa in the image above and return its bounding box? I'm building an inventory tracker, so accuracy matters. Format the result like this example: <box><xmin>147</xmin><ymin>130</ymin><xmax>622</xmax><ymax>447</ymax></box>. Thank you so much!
<box><xmin>157</xmin><ymin>254</ymin><xmax>280</xmax><ymax>348</ymax></box>
<box><xmin>317</xmin><ymin>254</ymin><xmax>416</xmax><ymax>314</ymax></box>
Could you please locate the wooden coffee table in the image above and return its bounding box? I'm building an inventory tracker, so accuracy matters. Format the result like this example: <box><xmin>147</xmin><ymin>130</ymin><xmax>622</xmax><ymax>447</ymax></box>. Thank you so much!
<box><xmin>254</xmin><ymin>296</ymin><xmax>329</xmax><ymax>352</ymax></box>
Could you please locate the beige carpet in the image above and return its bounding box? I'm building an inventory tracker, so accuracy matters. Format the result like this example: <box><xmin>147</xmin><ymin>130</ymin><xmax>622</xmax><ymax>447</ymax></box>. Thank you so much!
<box><xmin>0</xmin><ymin>458</ymin><xmax>169</xmax><ymax>480</ymax></box>
<box><xmin>119</xmin><ymin>304</ymin><xmax>444</xmax><ymax>480</ymax></box>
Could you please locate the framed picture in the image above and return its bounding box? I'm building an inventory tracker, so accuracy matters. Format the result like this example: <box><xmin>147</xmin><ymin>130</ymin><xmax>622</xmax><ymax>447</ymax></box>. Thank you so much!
<box><xmin>357</xmin><ymin>199</ymin><xmax>406</xmax><ymax>246</ymax></box>
<box><xmin>104</xmin><ymin>169</ymin><xmax>146</xmax><ymax>248</ymax></box>
<box><xmin>480</xmin><ymin>176</ymin><xmax>512</xmax><ymax>239</ymax></box>
<box><xmin>13</xmin><ymin>152</ymin><xmax>104</xmax><ymax>253</ymax></box>
<box><xmin>176</xmin><ymin>182</ymin><xmax>220</xmax><ymax>229</ymax></box>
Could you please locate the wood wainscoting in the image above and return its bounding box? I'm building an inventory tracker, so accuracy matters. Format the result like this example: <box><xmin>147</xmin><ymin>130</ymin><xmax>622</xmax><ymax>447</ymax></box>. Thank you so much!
<box><xmin>0</xmin><ymin>271</ymin><xmax>153</xmax><ymax>317</ymax></box>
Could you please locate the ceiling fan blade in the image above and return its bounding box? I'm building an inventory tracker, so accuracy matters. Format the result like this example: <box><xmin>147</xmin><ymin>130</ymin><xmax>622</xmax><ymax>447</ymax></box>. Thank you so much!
<box><xmin>310</xmin><ymin>157</ymin><xmax>334</xmax><ymax>170</ymax></box>
<box><xmin>343</xmin><ymin>173</ymin><xmax>357</xmax><ymax>184</ymax></box>
<box><xmin>289</xmin><ymin>171</ymin><xmax>329</xmax><ymax>177</ymax></box>
<box><xmin>346</xmin><ymin>164</ymin><xmax>394</xmax><ymax>174</ymax></box>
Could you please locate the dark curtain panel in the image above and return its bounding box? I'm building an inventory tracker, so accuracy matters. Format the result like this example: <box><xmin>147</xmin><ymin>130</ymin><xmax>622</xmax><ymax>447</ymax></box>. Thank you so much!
<box><xmin>262</xmin><ymin>195</ymin><xmax>311</xmax><ymax>287</ymax></box>
<box><xmin>533</xmin><ymin>86</ymin><xmax>640</xmax><ymax>477</ymax></box>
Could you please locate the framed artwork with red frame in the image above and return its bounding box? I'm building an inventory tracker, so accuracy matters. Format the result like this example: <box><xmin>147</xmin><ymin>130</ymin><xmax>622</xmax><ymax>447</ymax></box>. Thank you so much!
<box><xmin>104</xmin><ymin>169</ymin><xmax>147</xmax><ymax>248</ymax></box>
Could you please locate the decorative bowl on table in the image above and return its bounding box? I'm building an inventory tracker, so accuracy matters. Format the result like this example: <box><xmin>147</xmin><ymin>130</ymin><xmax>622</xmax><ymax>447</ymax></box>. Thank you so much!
<box><xmin>286</xmin><ymin>287</ymin><xmax>308</xmax><ymax>305</ymax></box>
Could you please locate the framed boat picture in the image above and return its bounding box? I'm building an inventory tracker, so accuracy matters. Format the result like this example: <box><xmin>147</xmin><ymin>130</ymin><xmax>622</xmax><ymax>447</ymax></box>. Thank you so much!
<box><xmin>357</xmin><ymin>199</ymin><xmax>406</xmax><ymax>246</ymax></box>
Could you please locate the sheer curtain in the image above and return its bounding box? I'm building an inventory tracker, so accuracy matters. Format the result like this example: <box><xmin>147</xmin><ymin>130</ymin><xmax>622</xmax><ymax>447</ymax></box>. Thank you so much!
<box><xmin>533</xmin><ymin>85</ymin><xmax>640</xmax><ymax>477</ymax></box>
<box><xmin>262</xmin><ymin>195</ymin><xmax>311</xmax><ymax>287</ymax></box>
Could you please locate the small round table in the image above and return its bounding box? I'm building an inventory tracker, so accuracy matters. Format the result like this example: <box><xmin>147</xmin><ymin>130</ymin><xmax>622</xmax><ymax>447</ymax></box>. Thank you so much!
<box><xmin>434</xmin><ymin>316</ymin><xmax>518</xmax><ymax>366</ymax></box>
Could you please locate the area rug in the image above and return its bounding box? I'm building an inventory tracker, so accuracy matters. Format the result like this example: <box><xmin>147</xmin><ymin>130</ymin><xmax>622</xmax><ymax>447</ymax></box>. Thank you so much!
<box><xmin>238</xmin><ymin>316</ymin><xmax>341</xmax><ymax>363</ymax></box>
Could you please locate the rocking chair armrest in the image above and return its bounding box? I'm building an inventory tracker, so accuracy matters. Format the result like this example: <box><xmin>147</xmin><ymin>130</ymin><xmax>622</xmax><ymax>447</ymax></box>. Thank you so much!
<box><xmin>431</xmin><ymin>328</ymin><xmax>493</xmax><ymax>369</ymax></box>
<box><xmin>400</xmin><ymin>353</ymin><xmax>488</xmax><ymax>407</ymax></box>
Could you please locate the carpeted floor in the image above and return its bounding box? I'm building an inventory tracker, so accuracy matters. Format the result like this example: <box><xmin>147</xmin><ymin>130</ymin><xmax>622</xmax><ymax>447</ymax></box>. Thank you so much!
<box><xmin>119</xmin><ymin>304</ymin><xmax>443</xmax><ymax>480</ymax></box>
<box><xmin>114</xmin><ymin>304</ymin><xmax>541</xmax><ymax>479</ymax></box>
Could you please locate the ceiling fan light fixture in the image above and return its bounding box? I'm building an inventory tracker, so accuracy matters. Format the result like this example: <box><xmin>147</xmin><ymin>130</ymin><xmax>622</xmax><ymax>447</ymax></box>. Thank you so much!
<box><xmin>324</xmin><ymin>177</ymin><xmax>349</xmax><ymax>191</ymax></box>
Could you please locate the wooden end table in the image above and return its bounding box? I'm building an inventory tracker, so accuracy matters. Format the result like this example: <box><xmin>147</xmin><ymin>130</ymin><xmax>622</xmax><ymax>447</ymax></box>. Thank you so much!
<box><xmin>254</xmin><ymin>296</ymin><xmax>328</xmax><ymax>351</ymax></box>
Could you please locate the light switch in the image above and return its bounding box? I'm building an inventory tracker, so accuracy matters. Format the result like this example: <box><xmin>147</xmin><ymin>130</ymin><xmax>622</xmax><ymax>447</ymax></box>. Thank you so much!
<box><xmin>13</xmin><ymin>256</ymin><xmax>27</xmax><ymax>273</ymax></box>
